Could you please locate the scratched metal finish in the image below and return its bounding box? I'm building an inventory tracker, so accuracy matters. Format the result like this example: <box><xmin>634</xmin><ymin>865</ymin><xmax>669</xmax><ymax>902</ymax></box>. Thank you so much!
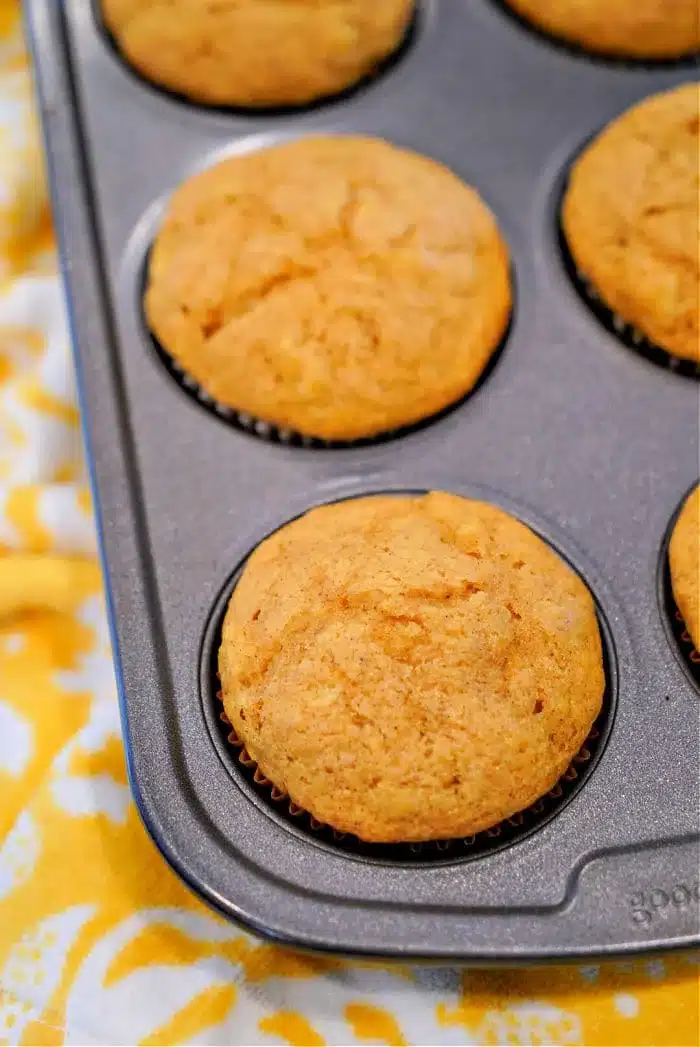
<box><xmin>25</xmin><ymin>0</ymin><xmax>700</xmax><ymax>960</ymax></box>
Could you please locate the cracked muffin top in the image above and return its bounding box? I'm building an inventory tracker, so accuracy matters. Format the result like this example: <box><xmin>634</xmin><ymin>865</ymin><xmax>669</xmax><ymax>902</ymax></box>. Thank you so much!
<box><xmin>218</xmin><ymin>492</ymin><xmax>605</xmax><ymax>843</ymax></box>
<box><xmin>146</xmin><ymin>136</ymin><xmax>512</xmax><ymax>441</ymax></box>
<box><xmin>669</xmin><ymin>485</ymin><xmax>700</xmax><ymax>651</ymax></box>
<box><xmin>101</xmin><ymin>0</ymin><xmax>414</xmax><ymax>107</ymax></box>
<box><xmin>562</xmin><ymin>83</ymin><xmax>700</xmax><ymax>363</ymax></box>
<box><xmin>502</xmin><ymin>0</ymin><xmax>700</xmax><ymax>59</ymax></box>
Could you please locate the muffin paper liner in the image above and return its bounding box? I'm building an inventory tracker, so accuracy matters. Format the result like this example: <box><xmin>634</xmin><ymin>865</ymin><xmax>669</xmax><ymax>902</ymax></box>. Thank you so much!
<box><xmin>663</xmin><ymin>557</ymin><xmax>700</xmax><ymax>689</ymax></box>
<box><xmin>214</xmin><ymin>686</ymin><xmax>609</xmax><ymax>864</ymax></box>
<box><xmin>557</xmin><ymin>224</ymin><xmax>700</xmax><ymax>381</ymax></box>
<box><xmin>677</xmin><ymin>612</ymin><xmax>700</xmax><ymax>669</ymax></box>
<box><xmin>655</xmin><ymin>507</ymin><xmax>700</xmax><ymax>688</ymax></box>
<box><xmin>149</xmin><ymin>311</ymin><xmax>513</xmax><ymax>449</ymax></box>
<box><xmin>159</xmin><ymin>350</ymin><xmax>405</xmax><ymax>449</ymax></box>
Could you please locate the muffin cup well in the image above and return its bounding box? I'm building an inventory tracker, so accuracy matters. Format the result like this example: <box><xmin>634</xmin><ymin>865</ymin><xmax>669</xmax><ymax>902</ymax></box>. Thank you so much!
<box><xmin>203</xmin><ymin>499</ymin><xmax>616</xmax><ymax>865</ymax></box>
<box><xmin>557</xmin><ymin>221</ymin><xmax>700</xmax><ymax>381</ymax></box>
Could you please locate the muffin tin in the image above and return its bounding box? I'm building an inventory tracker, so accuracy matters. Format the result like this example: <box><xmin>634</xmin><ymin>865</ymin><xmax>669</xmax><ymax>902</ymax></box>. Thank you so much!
<box><xmin>26</xmin><ymin>0</ymin><xmax>699</xmax><ymax>961</ymax></box>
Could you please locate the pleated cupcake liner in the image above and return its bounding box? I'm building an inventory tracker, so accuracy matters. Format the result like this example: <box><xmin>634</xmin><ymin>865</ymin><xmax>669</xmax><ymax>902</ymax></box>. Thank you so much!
<box><xmin>672</xmin><ymin>607</ymin><xmax>700</xmax><ymax>683</ymax></box>
<box><xmin>161</xmin><ymin>349</ymin><xmax>432</xmax><ymax>448</ymax></box>
<box><xmin>659</xmin><ymin>534</ymin><xmax>700</xmax><ymax>688</ymax></box>
<box><xmin>214</xmin><ymin>685</ymin><xmax>608</xmax><ymax>863</ymax></box>
<box><xmin>558</xmin><ymin>228</ymin><xmax>700</xmax><ymax>381</ymax></box>
<box><xmin>163</xmin><ymin>351</ymin><xmax>331</xmax><ymax>448</ymax></box>
<box><xmin>150</xmin><ymin>323</ymin><xmax>512</xmax><ymax>449</ymax></box>
<box><xmin>676</xmin><ymin>611</ymin><xmax>700</xmax><ymax>663</ymax></box>
<box><xmin>488</xmin><ymin>0</ymin><xmax>700</xmax><ymax>69</ymax></box>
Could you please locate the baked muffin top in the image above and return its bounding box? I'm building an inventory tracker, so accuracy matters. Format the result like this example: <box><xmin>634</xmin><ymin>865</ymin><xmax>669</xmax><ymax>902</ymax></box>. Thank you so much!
<box><xmin>146</xmin><ymin>136</ymin><xmax>512</xmax><ymax>440</ymax></box>
<box><xmin>102</xmin><ymin>0</ymin><xmax>414</xmax><ymax>107</ymax></box>
<box><xmin>503</xmin><ymin>0</ymin><xmax>700</xmax><ymax>59</ymax></box>
<box><xmin>219</xmin><ymin>493</ymin><xmax>605</xmax><ymax>842</ymax></box>
<box><xmin>562</xmin><ymin>83</ymin><xmax>699</xmax><ymax>363</ymax></box>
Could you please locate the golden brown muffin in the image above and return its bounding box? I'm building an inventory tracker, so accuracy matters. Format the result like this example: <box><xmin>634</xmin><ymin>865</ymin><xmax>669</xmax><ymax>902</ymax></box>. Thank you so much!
<box><xmin>669</xmin><ymin>485</ymin><xmax>700</xmax><ymax>650</ymax></box>
<box><xmin>101</xmin><ymin>0</ymin><xmax>414</xmax><ymax>107</ymax></box>
<box><xmin>146</xmin><ymin>136</ymin><xmax>512</xmax><ymax>441</ymax></box>
<box><xmin>503</xmin><ymin>0</ymin><xmax>700</xmax><ymax>59</ymax></box>
<box><xmin>219</xmin><ymin>493</ymin><xmax>605</xmax><ymax>843</ymax></box>
<box><xmin>562</xmin><ymin>83</ymin><xmax>700</xmax><ymax>364</ymax></box>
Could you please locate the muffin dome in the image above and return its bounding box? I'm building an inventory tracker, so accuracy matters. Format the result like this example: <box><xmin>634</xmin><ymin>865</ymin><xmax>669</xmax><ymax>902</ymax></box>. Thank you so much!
<box><xmin>146</xmin><ymin>136</ymin><xmax>512</xmax><ymax>441</ymax></box>
<box><xmin>562</xmin><ymin>83</ymin><xmax>700</xmax><ymax>364</ymax></box>
<box><xmin>101</xmin><ymin>0</ymin><xmax>414</xmax><ymax>107</ymax></box>
<box><xmin>503</xmin><ymin>0</ymin><xmax>700</xmax><ymax>59</ymax></box>
<box><xmin>219</xmin><ymin>493</ymin><xmax>605</xmax><ymax>842</ymax></box>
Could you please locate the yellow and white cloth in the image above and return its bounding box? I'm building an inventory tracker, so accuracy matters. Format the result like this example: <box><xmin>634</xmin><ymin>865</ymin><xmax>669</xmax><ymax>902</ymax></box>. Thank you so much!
<box><xmin>0</xmin><ymin>2</ymin><xmax>698</xmax><ymax>1043</ymax></box>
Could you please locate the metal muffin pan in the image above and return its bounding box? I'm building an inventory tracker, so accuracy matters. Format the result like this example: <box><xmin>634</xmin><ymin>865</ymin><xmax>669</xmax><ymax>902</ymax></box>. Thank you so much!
<box><xmin>26</xmin><ymin>0</ymin><xmax>700</xmax><ymax>961</ymax></box>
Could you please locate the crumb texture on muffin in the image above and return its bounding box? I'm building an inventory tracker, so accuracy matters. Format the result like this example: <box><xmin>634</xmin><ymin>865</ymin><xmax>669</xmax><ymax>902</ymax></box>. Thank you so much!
<box><xmin>146</xmin><ymin>136</ymin><xmax>512</xmax><ymax>441</ymax></box>
<box><xmin>503</xmin><ymin>0</ymin><xmax>700</xmax><ymax>58</ymax></box>
<box><xmin>562</xmin><ymin>83</ymin><xmax>700</xmax><ymax>363</ymax></box>
<box><xmin>670</xmin><ymin>485</ymin><xmax>700</xmax><ymax>651</ymax></box>
<box><xmin>218</xmin><ymin>493</ymin><xmax>605</xmax><ymax>843</ymax></box>
<box><xmin>101</xmin><ymin>0</ymin><xmax>414</xmax><ymax>106</ymax></box>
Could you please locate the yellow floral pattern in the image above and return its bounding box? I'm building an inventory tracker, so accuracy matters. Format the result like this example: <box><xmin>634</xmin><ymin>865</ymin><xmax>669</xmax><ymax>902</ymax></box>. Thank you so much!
<box><xmin>0</xmin><ymin>1</ymin><xmax>698</xmax><ymax>1042</ymax></box>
